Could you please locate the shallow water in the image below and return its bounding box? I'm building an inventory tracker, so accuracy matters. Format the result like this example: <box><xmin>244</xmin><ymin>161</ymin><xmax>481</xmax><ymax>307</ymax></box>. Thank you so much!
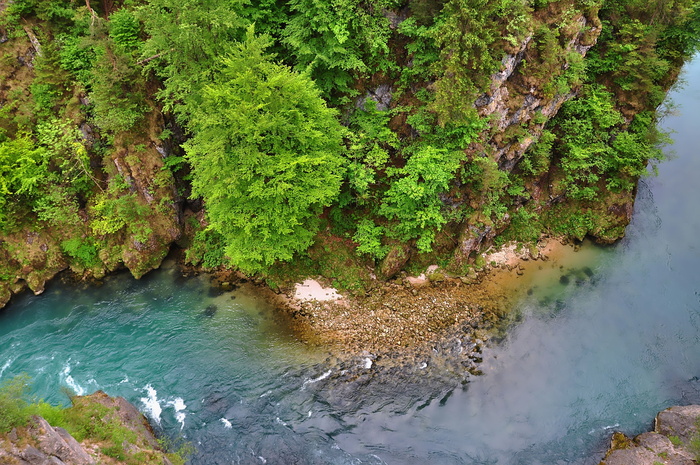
<box><xmin>1</xmin><ymin>59</ymin><xmax>700</xmax><ymax>464</ymax></box>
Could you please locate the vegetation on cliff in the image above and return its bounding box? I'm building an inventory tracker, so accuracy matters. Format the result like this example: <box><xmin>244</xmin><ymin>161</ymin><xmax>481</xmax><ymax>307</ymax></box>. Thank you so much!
<box><xmin>0</xmin><ymin>375</ymin><xmax>188</xmax><ymax>464</ymax></box>
<box><xmin>0</xmin><ymin>0</ymin><xmax>699</xmax><ymax>300</ymax></box>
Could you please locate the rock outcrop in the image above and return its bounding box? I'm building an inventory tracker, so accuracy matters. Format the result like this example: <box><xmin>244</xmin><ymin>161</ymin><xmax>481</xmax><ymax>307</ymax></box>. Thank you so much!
<box><xmin>0</xmin><ymin>391</ymin><xmax>176</xmax><ymax>465</ymax></box>
<box><xmin>599</xmin><ymin>405</ymin><xmax>700</xmax><ymax>465</ymax></box>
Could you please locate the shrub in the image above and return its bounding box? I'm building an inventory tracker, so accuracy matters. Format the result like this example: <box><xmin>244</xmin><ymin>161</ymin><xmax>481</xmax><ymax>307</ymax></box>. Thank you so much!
<box><xmin>0</xmin><ymin>374</ymin><xmax>30</xmax><ymax>433</ymax></box>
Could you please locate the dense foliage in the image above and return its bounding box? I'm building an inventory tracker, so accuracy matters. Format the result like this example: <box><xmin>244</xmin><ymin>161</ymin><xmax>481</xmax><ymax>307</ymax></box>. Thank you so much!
<box><xmin>183</xmin><ymin>29</ymin><xmax>345</xmax><ymax>273</ymax></box>
<box><xmin>0</xmin><ymin>0</ymin><xmax>698</xmax><ymax>282</ymax></box>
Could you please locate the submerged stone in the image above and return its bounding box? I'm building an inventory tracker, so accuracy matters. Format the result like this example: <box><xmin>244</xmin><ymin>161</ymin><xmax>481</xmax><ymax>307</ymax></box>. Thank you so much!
<box><xmin>202</xmin><ymin>304</ymin><xmax>218</xmax><ymax>317</ymax></box>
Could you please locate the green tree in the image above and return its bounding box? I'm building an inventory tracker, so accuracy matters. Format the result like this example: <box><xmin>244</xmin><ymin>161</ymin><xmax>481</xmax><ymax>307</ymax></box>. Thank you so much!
<box><xmin>138</xmin><ymin>0</ymin><xmax>247</xmax><ymax>116</ymax></box>
<box><xmin>379</xmin><ymin>144</ymin><xmax>463</xmax><ymax>252</ymax></box>
<box><xmin>552</xmin><ymin>85</ymin><xmax>666</xmax><ymax>199</ymax></box>
<box><xmin>109</xmin><ymin>9</ymin><xmax>141</xmax><ymax>50</ymax></box>
<box><xmin>183</xmin><ymin>28</ymin><xmax>346</xmax><ymax>273</ymax></box>
<box><xmin>0</xmin><ymin>135</ymin><xmax>48</xmax><ymax>230</ymax></box>
<box><xmin>282</xmin><ymin>0</ymin><xmax>394</xmax><ymax>98</ymax></box>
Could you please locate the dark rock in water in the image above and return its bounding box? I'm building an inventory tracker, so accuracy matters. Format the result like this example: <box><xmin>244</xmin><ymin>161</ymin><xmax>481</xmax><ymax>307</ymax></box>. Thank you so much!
<box><xmin>174</xmin><ymin>273</ymin><xmax>190</xmax><ymax>286</ymax></box>
<box><xmin>439</xmin><ymin>389</ymin><xmax>453</xmax><ymax>406</ymax></box>
<box><xmin>559</xmin><ymin>275</ymin><xmax>570</xmax><ymax>285</ymax></box>
<box><xmin>224</xmin><ymin>402</ymin><xmax>252</xmax><ymax>421</ymax></box>
<box><xmin>599</xmin><ymin>405</ymin><xmax>700</xmax><ymax>465</ymax></box>
<box><xmin>202</xmin><ymin>392</ymin><xmax>233</xmax><ymax>414</ymax></box>
<box><xmin>583</xmin><ymin>266</ymin><xmax>594</xmax><ymax>277</ymax></box>
<box><xmin>203</xmin><ymin>304</ymin><xmax>218</xmax><ymax>317</ymax></box>
<box><xmin>527</xmin><ymin>288</ymin><xmax>533</xmax><ymax>296</ymax></box>
<box><xmin>208</xmin><ymin>287</ymin><xmax>224</xmax><ymax>298</ymax></box>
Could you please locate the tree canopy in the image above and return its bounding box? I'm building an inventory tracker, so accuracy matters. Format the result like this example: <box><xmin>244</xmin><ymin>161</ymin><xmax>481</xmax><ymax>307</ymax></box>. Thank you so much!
<box><xmin>183</xmin><ymin>28</ymin><xmax>346</xmax><ymax>273</ymax></box>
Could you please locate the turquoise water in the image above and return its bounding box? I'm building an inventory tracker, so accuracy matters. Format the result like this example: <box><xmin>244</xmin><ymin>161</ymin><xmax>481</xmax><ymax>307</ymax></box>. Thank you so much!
<box><xmin>1</xmin><ymin>59</ymin><xmax>700</xmax><ymax>464</ymax></box>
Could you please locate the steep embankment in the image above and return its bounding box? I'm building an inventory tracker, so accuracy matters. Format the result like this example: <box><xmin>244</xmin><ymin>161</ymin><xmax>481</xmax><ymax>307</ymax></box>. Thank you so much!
<box><xmin>0</xmin><ymin>0</ymin><xmax>698</xmax><ymax>315</ymax></box>
<box><xmin>600</xmin><ymin>405</ymin><xmax>700</xmax><ymax>465</ymax></box>
<box><xmin>0</xmin><ymin>390</ymin><xmax>183</xmax><ymax>465</ymax></box>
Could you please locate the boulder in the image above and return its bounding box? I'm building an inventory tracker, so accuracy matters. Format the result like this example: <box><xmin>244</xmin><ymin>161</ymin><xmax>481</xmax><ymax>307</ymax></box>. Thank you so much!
<box><xmin>0</xmin><ymin>416</ymin><xmax>95</xmax><ymax>465</ymax></box>
<box><xmin>656</xmin><ymin>405</ymin><xmax>700</xmax><ymax>443</ymax></box>
<box><xmin>599</xmin><ymin>405</ymin><xmax>700</xmax><ymax>465</ymax></box>
<box><xmin>0</xmin><ymin>391</ymin><xmax>175</xmax><ymax>465</ymax></box>
<box><xmin>34</xmin><ymin>417</ymin><xmax>94</xmax><ymax>465</ymax></box>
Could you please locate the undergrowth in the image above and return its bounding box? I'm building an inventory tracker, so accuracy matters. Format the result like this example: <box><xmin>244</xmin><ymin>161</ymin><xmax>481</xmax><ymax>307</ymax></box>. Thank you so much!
<box><xmin>0</xmin><ymin>375</ymin><xmax>189</xmax><ymax>465</ymax></box>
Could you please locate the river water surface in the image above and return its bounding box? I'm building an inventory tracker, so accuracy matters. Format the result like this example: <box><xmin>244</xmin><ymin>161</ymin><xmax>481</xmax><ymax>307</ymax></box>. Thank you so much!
<box><xmin>1</xmin><ymin>59</ymin><xmax>700</xmax><ymax>464</ymax></box>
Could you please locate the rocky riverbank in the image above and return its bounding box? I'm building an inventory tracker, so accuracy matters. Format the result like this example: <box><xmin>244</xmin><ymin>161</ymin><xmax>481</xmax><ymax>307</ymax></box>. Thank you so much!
<box><xmin>0</xmin><ymin>391</ymin><xmax>182</xmax><ymax>465</ymax></box>
<box><xmin>201</xmin><ymin>236</ymin><xmax>603</xmax><ymax>400</ymax></box>
<box><xmin>600</xmin><ymin>405</ymin><xmax>700</xmax><ymax>465</ymax></box>
<box><xmin>269</xmin><ymin>237</ymin><xmax>587</xmax><ymax>354</ymax></box>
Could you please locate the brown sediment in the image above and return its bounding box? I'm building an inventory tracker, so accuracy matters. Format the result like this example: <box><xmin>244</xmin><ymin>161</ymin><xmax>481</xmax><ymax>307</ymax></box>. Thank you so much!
<box><xmin>269</xmin><ymin>237</ymin><xmax>599</xmax><ymax>357</ymax></box>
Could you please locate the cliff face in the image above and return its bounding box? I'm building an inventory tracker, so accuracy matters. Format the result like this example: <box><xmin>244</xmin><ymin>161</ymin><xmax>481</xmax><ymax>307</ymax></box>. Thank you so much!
<box><xmin>0</xmin><ymin>0</ymin><xmax>696</xmax><ymax>304</ymax></box>
<box><xmin>0</xmin><ymin>391</ymin><xmax>180</xmax><ymax>465</ymax></box>
<box><xmin>452</xmin><ymin>8</ymin><xmax>606</xmax><ymax>264</ymax></box>
<box><xmin>0</xmin><ymin>24</ymin><xmax>182</xmax><ymax>306</ymax></box>
<box><xmin>600</xmin><ymin>405</ymin><xmax>700</xmax><ymax>465</ymax></box>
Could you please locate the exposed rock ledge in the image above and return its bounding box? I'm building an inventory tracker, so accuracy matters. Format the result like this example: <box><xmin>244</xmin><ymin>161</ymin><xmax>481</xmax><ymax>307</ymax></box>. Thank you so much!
<box><xmin>0</xmin><ymin>391</ymin><xmax>176</xmax><ymax>465</ymax></box>
<box><xmin>599</xmin><ymin>405</ymin><xmax>700</xmax><ymax>465</ymax></box>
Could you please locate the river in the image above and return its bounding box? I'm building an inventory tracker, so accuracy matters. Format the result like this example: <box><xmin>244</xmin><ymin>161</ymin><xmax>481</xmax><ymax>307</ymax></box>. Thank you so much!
<box><xmin>1</xmin><ymin>58</ymin><xmax>700</xmax><ymax>464</ymax></box>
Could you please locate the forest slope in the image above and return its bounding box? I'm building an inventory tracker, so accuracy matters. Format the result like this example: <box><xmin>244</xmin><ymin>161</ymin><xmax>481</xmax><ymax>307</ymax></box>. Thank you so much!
<box><xmin>0</xmin><ymin>0</ymin><xmax>698</xmax><ymax>306</ymax></box>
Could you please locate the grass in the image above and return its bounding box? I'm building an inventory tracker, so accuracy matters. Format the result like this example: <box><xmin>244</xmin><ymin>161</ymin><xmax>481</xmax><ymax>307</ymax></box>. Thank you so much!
<box><xmin>0</xmin><ymin>375</ymin><xmax>188</xmax><ymax>465</ymax></box>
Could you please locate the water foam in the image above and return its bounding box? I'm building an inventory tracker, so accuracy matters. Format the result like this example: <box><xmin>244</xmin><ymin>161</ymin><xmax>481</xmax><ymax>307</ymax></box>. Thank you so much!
<box><xmin>301</xmin><ymin>370</ymin><xmax>332</xmax><ymax>390</ymax></box>
<box><xmin>140</xmin><ymin>385</ymin><xmax>162</xmax><ymax>425</ymax></box>
<box><xmin>220</xmin><ymin>418</ymin><xmax>232</xmax><ymax>429</ymax></box>
<box><xmin>60</xmin><ymin>362</ymin><xmax>86</xmax><ymax>396</ymax></box>
<box><xmin>588</xmin><ymin>423</ymin><xmax>621</xmax><ymax>435</ymax></box>
<box><xmin>0</xmin><ymin>357</ymin><xmax>13</xmax><ymax>379</ymax></box>
<box><xmin>167</xmin><ymin>397</ymin><xmax>187</xmax><ymax>430</ymax></box>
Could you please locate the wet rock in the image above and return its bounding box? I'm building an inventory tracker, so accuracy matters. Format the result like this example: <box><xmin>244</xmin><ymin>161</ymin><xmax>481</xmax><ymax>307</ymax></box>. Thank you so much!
<box><xmin>202</xmin><ymin>304</ymin><xmax>218</xmax><ymax>317</ymax></box>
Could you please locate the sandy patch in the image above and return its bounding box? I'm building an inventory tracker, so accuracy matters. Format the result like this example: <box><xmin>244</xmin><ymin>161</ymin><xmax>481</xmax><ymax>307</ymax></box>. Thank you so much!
<box><xmin>294</xmin><ymin>279</ymin><xmax>343</xmax><ymax>301</ymax></box>
<box><xmin>483</xmin><ymin>242</ymin><xmax>531</xmax><ymax>268</ymax></box>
